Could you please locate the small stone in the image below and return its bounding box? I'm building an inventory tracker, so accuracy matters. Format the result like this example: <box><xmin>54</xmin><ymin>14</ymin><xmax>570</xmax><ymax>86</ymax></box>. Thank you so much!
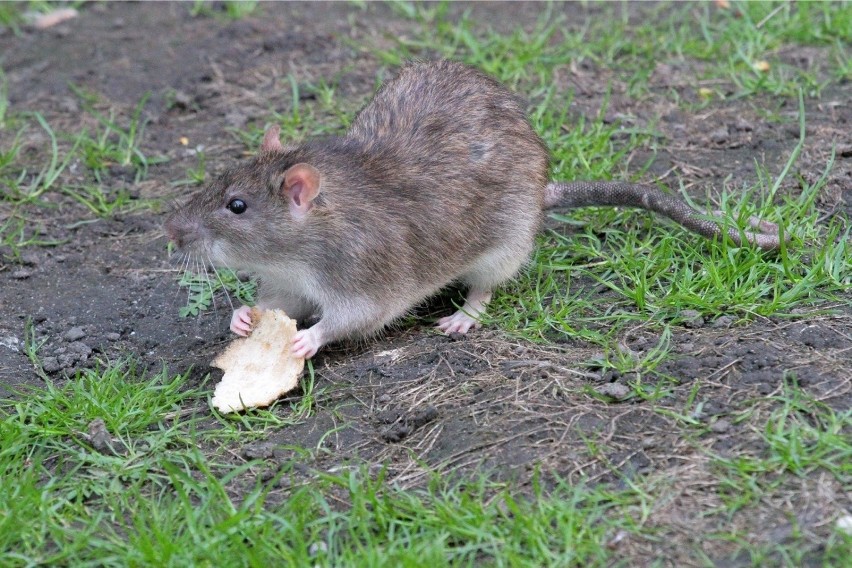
<box><xmin>58</xmin><ymin>97</ymin><xmax>79</xmax><ymax>114</ymax></box>
<box><xmin>42</xmin><ymin>357</ymin><xmax>62</xmax><ymax>373</ymax></box>
<box><xmin>836</xmin><ymin>515</ymin><xmax>852</xmax><ymax>536</ymax></box>
<box><xmin>58</xmin><ymin>353</ymin><xmax>76</xmax><ymax>368</ymax></box>
<box><xmin>410</xmin><ymin>406</ymin><xmax>438</xmax><ymax>428</ymax></box>
<box><xmin>12</xmin><ymin>269</ymin><xmax>32</xmax><ymax>280</ymax></box>
<box><xmin>87</xmin><ymin>418</ymin><xmax>112</xmax><ymax>453</ymax></box>
<box><xmin>710</xmin><ymin>127</ymin><xmax>729</xmax><ymax>144</ymax></box>
<box><xmin>734</xmin><ymin>117</ymin><xmax>753</xmax><ymax>132</ymax></box>
<box><xmin>381</xmin><ymin>424</ymin><xmax>412</xmax><ymax>443</ymax></box>
<box><xmin>64</xmin><ymin>326</ymin><xmax>86</xmax><ymax>342</ymax></box>
<box><xmin>68</xmin><ymin>341</ymin><xmax>93</xmax><ymax>357</ymax></box>
<box><xmin>595</xmin><ymin>382</ymin><xmax>631</xmax><ymax>401</ymax></box>
<box><xmin>105</xmin><ymin>332</ymin><xmax>121</xmax><ymax>341</ymax></box>
<box><xmin>259</xmin><ymin>467</ymin><xmax>277</xmax><ymax>482</ymax></box>
<box><xmin>641</xmin><ymin>437</ymin><xmax>656</xmax><ymax>449</ymax></box>
<box><xmin>378</xmin><ymin>394</ymin><xmax>391</xmax><ymax>404</ymax></box>
<box><xmin>308</xmin><ymin>541</ymin><xmax>328</xmax><ymax>557</ymax></box>
<box><xmin>171</xmin><ymin>90</ymin><xmax>193</xmax><ymax>109</ymax></box>
<box><xmin>711</xmin><ymin>315</ymin><xmax>735</xmax><ymax>329</ymax></box>
<box><xmin>680</xmin><ymin>310</ymin><xmax>705</xmax><ymax>328</ymax></box>
<box><xmin>19</xmin><ymin>252</ymin><xmax>40</xmax><ymax>266</ymax></box>
<box><xmin>710</xmin><ymin>419</ymin><xmax>731</xmax><ymax>433</ymax></box>
<box><xmin>376</xmin><ymin>409</ymin><xmax>402</xmax><ymax>424</ymax></box>
<box><xmin>242</xmin><ymin>443</ymin><xmax>276</xmax><ymax>460</ymax></box>
<box><xmin>225</xmin><ymin>111</ymin><xmax>248</xmax><ymax>128</ymax></box>
<box><xmin>0</xmin><ymin>336</ymin><xmax>19</xmax><ymax>352</ymax></box>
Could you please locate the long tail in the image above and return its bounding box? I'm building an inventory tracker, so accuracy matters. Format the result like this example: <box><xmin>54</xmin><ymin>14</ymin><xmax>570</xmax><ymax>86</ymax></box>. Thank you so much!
<box><xmin>545</xmin><ymin>181</ymin><xmax>786</xmax><ymax>251</ymax></box>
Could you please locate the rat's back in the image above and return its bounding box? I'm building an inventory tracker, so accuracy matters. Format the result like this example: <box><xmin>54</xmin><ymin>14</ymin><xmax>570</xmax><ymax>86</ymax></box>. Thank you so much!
<box><xmin>345</xmin><ymin>60</ymin><xmax>548</xmax><ymax>257</ymax></box>
<box><xmin>350</xmin><ymin>61</ymin><xmax>546</xmax><ymax>184</ymax></box>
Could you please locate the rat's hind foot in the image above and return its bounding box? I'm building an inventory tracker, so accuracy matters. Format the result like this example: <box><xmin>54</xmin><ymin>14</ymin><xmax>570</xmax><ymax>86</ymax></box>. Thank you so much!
<box><xmin>437</xmin><ymin>310</ymin><xmax>481</xmax><ymax>334</ymax></box>
<box><xmin>230</xmin><ymin>305</ymin><xmax>254</xmax><ymax>337</ymax></box>
<box><xmin>436</xmin><ymin>288</ymin><xmax>492</xmax><ymax>335</ymax></box>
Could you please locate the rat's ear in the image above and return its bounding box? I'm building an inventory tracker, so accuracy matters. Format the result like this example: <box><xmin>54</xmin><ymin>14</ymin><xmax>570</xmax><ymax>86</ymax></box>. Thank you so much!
<box><xmin>260</xmin><ymin>125</ymin><xmax>283</xmax><ymax>152</ymax></box>
<box><xmin>282</xmin><ymin>163</ymin><xmax>321</xmax><ymax>217</ymax></box>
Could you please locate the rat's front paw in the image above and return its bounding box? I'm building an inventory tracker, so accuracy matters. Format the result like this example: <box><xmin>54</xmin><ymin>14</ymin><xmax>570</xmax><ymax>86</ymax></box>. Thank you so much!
<box><xmin>292</xmin><ymin>327</ymin><xmax>321</xmax><ymax>359</ymax></box>
<box><xmin>230</xmin><ymin>306</ymin><xmax>254</xmax><ymax>337</ymax></box>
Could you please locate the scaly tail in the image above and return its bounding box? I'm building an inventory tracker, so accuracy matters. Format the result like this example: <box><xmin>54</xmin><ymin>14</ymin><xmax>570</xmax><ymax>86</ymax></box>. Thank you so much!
<box><xmin>545</xmin><ymin>181</ymin><xmax>786</xmax><ymax>251</ymax></box>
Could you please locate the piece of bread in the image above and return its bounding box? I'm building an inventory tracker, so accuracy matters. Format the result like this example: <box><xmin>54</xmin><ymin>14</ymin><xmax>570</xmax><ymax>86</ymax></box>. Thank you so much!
<box><xmin>211</xmin><ymin>308</ymin><xmax>304</xmax><ymax>413</ymax></box>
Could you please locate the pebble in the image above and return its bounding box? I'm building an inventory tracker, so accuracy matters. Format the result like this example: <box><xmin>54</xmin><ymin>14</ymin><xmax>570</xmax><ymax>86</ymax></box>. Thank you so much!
<box><xmin>68</xmin><ymin>341</ymin><xmax>92</xmax><ymax>357</ymax></box>
<box><xmin>677</xmin><ymin>342</ymin><xmax>696</xmax><ymax>353</ymax></box>
<box><xmin>242</xmin><ymin>443</ymin><xmax>276</xmax><ymax>460</ymax></box>
<box><xmin>42</xmin><ymin>357</ymin><xmax>62</xmax><ymax>373</ymax></box>
<box><xmin>105</xmin><ymin>332</ymin><xmax>121</xmax><ymax>341</ymax></box>
<box><xmin>735</xmin><ymin>117</ymin><xmax>754</xmax><ymax>132</ymax></box>
<box><xmin>378</xmin><ymin>394</ymin><xmax>391</xmax><ymax>404</ymax></box>
<box><xmin>12</xmin><ymin>269</ymin><xmax>32</xmax><ymax>280</ymax></box>
<box><xmin>225</xmin><ymin>111</ymin><xmax>248</xmax><ymax>128</ymax></box>
<box><xmin>680</xmin><ymin>310</ymin><xmax>705</xmax><ymax>328</ymax></box>
<box><xmin>710</xmin><ymin>127</ymin><xmax>729</xmax><ymax>144</ymax></box>
<box><xmin>710</xmin><ymin>419</ymin><xmax>731</xmax><ymax>433</ymax></box>
<box><xmin>19</xmin><ymin>252</ymin><xmax>40</xmax><ymax>266</ymax></box>
<box><xmin>64</xmin><ymin>326</ymin><xmax>87</xmax><ymax>342</ymax></box>
<box><xmin>711</xmin><ymin>315</ymin><xmax>735</xmax><ymax>328</ymax></box>
<box><xmin>172</xmin><ymin>90</ymin><xmax>193</xmax><ymax>109</ymax></box>
<box><xmin>595</xmin><ymin>382</ymin><xmax>630</xmax><ymax>401</ymax></box>
<box><xmin>308</xmin><ymin>542</ymin><xmax>328</xmax><ymax>557</ymax></box>
<box><xmin>837</xmin><ymin>515</ymin><xmax>852</xmax><ymax>536</ymax></box>
<box><xmin>58</xmin><ymin>97</ymin><xmax>79</xmax><ymax>114</ymax></box>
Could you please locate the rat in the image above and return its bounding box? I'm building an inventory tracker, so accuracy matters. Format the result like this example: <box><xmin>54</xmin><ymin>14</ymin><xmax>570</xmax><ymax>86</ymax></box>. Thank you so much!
<box><xmin>165</xmin><ymin>60</ymin><xmax>784</xmax><ymax>359</ymax></box>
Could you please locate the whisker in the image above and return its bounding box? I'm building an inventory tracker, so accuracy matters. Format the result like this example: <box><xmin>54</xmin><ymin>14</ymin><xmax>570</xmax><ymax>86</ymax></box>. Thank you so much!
<box><xmin>210</xmin><ymin>260</ymin><xmax>236</xmax><ymax>313</ymax></box>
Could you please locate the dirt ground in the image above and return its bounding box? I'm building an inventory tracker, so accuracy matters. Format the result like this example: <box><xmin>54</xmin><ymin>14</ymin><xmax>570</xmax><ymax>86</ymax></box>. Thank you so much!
<box><xmin>0</xmin><ymin>2</ymin><xmax>849</xmax><ymax>564</ymax></box>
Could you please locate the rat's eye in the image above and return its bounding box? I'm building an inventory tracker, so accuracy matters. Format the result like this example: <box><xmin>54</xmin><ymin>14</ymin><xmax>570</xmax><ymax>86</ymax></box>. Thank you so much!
<box><xmin>226</xmin><ymin>198</ymin><xmax>247</xmax><ymax>214</ymax></box>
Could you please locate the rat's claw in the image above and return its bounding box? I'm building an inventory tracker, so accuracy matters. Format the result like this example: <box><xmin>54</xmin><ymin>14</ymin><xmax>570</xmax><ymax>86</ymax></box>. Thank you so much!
<box><xmin>292</xmin><ymin>328</ymin><xmax>321</xmax><ymax>359</ymax></box>
<box><xmin>437</xmin><ymin>311</ymin><xmax>480</xmax><ymax>335</ymax></box>
<box><xmin>230</xmin><ymin>306</ymin><xmax>254</xmax><ymax>337</ymax></box>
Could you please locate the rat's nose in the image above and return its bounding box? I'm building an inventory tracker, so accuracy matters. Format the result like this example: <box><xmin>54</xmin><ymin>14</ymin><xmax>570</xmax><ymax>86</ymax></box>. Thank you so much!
<box><xmin>164</xmin><ymin>217</ymin><xmax>194</xmax><ymax>249</ymax></box>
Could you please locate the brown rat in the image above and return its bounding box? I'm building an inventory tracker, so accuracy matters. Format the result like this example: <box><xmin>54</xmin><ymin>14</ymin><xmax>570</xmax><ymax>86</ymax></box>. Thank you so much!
<box><xmin>165</xmin><ymin>60</ymin><xmax>784</xmax><ymax>358</ymax></box>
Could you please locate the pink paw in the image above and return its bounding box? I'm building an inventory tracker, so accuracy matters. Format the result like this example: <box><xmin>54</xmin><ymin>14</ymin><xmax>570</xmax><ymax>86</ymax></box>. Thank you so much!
<box><xmin>437</xmin><ymin>311</ymin><xmax>480</xmax><ymax>334</ymax></box>
<box><xmin>230</xmin><ymin>305</ymin><xmax>254</xmax><ymax>337</ymax></box>
<box><xmin>292</xmin><ymin>328</ymin><xmax>321</xmax><ymax>359</ymax></box>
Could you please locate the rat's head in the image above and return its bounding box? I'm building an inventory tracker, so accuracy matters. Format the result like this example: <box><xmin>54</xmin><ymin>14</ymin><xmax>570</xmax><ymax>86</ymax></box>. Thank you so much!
<box><xmin>165</xmin><ymin>126</ymin><xmax>323</xmax><ymax>269</ymax></box>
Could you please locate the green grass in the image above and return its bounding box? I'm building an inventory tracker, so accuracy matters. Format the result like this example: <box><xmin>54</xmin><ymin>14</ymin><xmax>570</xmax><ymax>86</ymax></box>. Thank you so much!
<box><xmin>176</xmin><ymin>266</ymin><xmax>257</xmax><ymax>317</ymax></box>
<box><xmin>0</xmin><ymin>91</ymin><xmax>163</xmax><ymax>258</ymax></box>
<box><xmin>69</xmin><ymin>86</ymin><xmax>165</xmax><ymax>183</ymax></box>
<box><xmin>372</xmin><ymin>0</ymin><xmax>851</xmax><ymax>99</ymax></box>
<box><xmin>712</xmin><ymin>380</ymin><xmax>851</xmax><ymax>507</ymax></box>
<box><xmin>190</xmin><ymin>0</ymin><xmax>260</xmax><ymax>20</ymax></box>
<box><xmin>0</xmin><ymin>360</ymin><xmax>648</xmax><ymax>567</ymax></box>
<box><xmin>0</xmin><ymin>363</ymin><xmax>644</xmax><ymax>566</ymax></box>
<box><xmin>2</xmin><ymin>359</ymin><xmax>849</xmax><ymax>565</ymax></box>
